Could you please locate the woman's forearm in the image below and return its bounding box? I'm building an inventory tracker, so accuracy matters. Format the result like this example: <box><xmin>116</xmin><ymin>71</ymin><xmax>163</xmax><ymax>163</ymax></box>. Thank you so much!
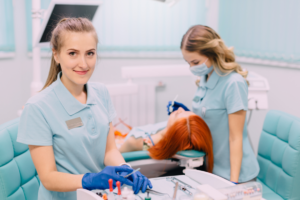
<box><xmin>229</xmin><ymin>135</ymin><xmax>243</xmax><ymax>182</ymax></box>
<box><xmin>43</xmin><ymin>172</ymin><xmax>84</xmax><ymax>192</ymax></box>
<box><xmin>29</xmin><ymin>145</ymin><xmax>84</xmax><ymax>192</ymax></box>
<box><xmin>228</xmin><ymin>110</ymin><xmax>246</xmax><ymax>182</ymax></box>
<box><xmin>104</xmin><ymin>148</ymin><xmax>126</xmax><ymax>166</ymax></box>
<box><xmin>105</xmin><ymin>123</ymin><xmax>127</xmax><ymax>165</ymax></box>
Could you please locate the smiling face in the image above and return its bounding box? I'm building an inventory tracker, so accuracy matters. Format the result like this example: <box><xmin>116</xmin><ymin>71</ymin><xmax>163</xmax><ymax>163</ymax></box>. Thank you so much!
<box><xmin>53</xmin><ymin>31</ymin><xmax>97</xmax><ymax>87</ymax></box>
<box><xmin>181</xmin><ymin>49</ymin><xmax>212</xmax><ymax>68</ymax></box>
<box><xmin>167</xmin><ymin>107</ymin><xmax>197</xmax><ymax>128</ymax></box>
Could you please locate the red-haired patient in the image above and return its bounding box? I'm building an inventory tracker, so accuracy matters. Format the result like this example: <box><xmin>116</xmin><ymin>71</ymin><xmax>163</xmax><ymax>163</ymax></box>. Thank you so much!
<box><xmin>119</xmin><ymin>107</ymin><xmax>214</xmax><ymax>172</ymax></box>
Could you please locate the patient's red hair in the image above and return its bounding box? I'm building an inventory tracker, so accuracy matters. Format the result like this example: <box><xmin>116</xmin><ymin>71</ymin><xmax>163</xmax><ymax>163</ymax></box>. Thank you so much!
<box><xmin>148</xmin><ymin>115</ymin><xmax>213</xmax><ymax>173</ymax></box>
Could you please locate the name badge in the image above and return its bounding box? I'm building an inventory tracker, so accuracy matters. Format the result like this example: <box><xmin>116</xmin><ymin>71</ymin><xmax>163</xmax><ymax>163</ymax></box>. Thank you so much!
<box><xmin>65</xmin><ymin>117</ymin><xmax>83</xmax><ymax>130</ymax></box>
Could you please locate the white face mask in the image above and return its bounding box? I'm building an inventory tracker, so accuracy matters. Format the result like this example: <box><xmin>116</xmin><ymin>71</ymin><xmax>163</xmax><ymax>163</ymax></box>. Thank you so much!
<box><xmin>189</xmin><ymin>58</ymin><xmax>213</xmax><ymax>76</ymax></box>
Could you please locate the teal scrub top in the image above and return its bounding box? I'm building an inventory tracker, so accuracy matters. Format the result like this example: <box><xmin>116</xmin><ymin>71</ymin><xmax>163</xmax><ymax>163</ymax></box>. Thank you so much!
<box><xmin>17</xmin><ymin>72</ymin><xmax>117</xmax><ymax>200</ymax></box>
<box><xmin>192</xmin><ymin>70</ymin><xmax>259</xmax><ymax>182</ymax></box>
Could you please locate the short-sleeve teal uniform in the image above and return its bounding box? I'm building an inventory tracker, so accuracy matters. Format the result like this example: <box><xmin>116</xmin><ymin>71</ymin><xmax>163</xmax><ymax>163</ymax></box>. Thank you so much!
<box><xmin>17</xmin><ymin>72</ymin><xmax>117</xmax><ymax>200</ymax></box>
<box><xmin>192</xmin><ymin>70</ymin><xmax>259</xmax><ymax>182</ymax></box>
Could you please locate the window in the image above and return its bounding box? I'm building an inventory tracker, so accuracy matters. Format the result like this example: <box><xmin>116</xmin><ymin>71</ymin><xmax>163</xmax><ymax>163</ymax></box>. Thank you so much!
<box><xmin>219</xmin><ymin>0</ymin><xmax>300</xmax><ymax>63</ymax></box>
<box><xmin>0</xmin><ymin>0</ymin><xmax>15</xmax><ymax>52</ymax></box>
<box><xmin>95</xmin><ymin>0</ymin><xmax>206</xmax><ymax>57</ymax></box>
<box><xmin>25</xmin><ymin>0</ymin><xmax>206</xmax><ymax>57</ymax></box>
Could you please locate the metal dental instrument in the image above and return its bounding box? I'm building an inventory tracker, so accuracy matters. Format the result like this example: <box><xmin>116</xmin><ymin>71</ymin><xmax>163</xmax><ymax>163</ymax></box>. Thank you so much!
<box><xmin>172</xmin><ymin>182</ymin><xmax>179</xmax><ymax>200</ymax></box>
<box><xmin>169</xmin><ymin>94</ymin><xmax>179</xmax><ymax>113</ymax></box>
<box><xmin>166</xmin><ymin>177</ymin><xmax>195</xmax><ymax>189</ymax></box>
<box><xmin>167</xmin><ymin>177</ymin><xmax>194</xmax><ymax>196</ymax></box>
<box><xmin>169</xmin><ymin>181</ymin><xmax>193</xmax><ymax>196</ymax></box>
<box><xmin>136</xmin><ymin>194</ymin><xmax>143</xmax><ymax>200</ymax></box>
<box><xmin>123</xmin><ymin>168</ymin><xmax>141</xmax><ymax>178</ymax></box>
<box><xmin>146</xmin><ymin>189</ymin><xmax>170</xmax><ymax>198</ymax></box>
<box><xmin>178</xmin><ymin>184</ymin><xmax>193</xmax><ymax>196</ymax></box>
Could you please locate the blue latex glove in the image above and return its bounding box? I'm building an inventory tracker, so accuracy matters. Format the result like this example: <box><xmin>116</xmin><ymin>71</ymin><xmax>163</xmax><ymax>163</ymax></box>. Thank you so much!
<box><xmin>119</xmin><ymin>166</ymin><xmax>153</xmax><ymax>194</ymax></box>
<box><xmin>82</xmin><ymin>166</ymin><xmax>134</xmax><ymax>190</ymax></box>
<box><xmin>166</xmin><ymin>101</ymin><xmax>190</xmax><ymax>115</ymax></box>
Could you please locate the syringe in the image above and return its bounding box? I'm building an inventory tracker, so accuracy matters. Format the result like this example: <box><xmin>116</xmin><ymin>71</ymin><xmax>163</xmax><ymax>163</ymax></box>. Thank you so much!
<box><xmin>116</xmin><ymin>181</ymin><xmax>122</xmax><ymax>200</ymax></box>
<box><xmin>107</xmin><ymin>179</ymin><xmax>114</xmax><ymax>200</ymax></box>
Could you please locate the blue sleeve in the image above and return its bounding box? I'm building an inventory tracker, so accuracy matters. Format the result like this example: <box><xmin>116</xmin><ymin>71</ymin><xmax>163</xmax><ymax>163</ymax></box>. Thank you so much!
<box><xmin>17</xmin><ymin>103</ymin><xmax>53</xmax><ymax>146</ymax></box>
<box><xmin>224</xmin><ymin>79</ymin><xmax>248</xmax><ymax>114</ymax></box>
<box><xmin>103</xmin><ymin>85</ymin><xmax>117</xmax><ymax>122</ymax></box>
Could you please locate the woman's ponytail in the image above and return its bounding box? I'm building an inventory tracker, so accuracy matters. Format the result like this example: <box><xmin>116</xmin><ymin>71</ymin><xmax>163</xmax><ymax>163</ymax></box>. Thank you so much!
<box><xmin>42</xmin><ymin>55</ymin><xmax>61</xmax><ymax>90</ymax></box>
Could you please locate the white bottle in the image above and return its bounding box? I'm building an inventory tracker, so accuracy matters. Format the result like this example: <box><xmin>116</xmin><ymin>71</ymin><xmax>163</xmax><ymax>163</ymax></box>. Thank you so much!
<box><xmin>127</xmin><ymin>194</ymin><xmax>136</xmax><ymax>200</ymax></box>
<box><xmin>108</xmin><ymin>179</ymin><xmax>115</xmax><ymax>200</ymax></box>
<box><xmin>107</xmin><ymin>192</ymin><xmax>114</xmax><ymax>200</ymax></box>
<box><xmin>122</xmin><ymin>187</ymin><xmax>134</xmax><ymax>199</ymax></box>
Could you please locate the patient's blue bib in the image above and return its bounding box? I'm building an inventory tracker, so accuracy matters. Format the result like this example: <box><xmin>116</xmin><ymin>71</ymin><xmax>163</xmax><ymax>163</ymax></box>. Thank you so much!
<box><xmin>124</xmin><ymin>121</ymin><xmax>167</xmax><ymax>141</ymax></box>
<box><xmin>192</xmin><ymin>70</ymin><xmax>259</xmax><ymax>183</ymax></box>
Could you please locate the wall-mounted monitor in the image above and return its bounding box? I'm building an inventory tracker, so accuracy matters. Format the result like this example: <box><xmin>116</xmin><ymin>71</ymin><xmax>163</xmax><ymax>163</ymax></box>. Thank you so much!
<box><xmin>36</xmin><ymin>0</ymin><xmax>102</xmax><ymax>47</ymax></box>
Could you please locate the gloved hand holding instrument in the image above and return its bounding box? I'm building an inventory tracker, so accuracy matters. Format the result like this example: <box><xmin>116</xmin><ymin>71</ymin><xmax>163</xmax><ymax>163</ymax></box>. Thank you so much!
<box><xmin>119</xmin><ymin>165</ymin><xmax>153</xmax><ymax>194</ymax></box>
<box><xmin>82</xmin><ymin>165</ymin><xmax>134</xmax><ymax>190</ymax></box>
<box><xmin>167</xmin><ymin>95</ymin><xmax>190</xmax><ymax>115</ymax></box>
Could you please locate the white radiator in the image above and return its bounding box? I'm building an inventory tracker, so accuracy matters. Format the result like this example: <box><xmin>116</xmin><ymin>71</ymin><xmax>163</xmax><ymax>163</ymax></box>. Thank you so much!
<box><xmin>106</xmin><ymin>82</ymin><xmax>156</xmax><ymax>127</ymax></box>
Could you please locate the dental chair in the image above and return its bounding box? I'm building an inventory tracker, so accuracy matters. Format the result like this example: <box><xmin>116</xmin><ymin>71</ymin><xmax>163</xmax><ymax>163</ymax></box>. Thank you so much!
<box><xmin>122</xmin><ymin>150</ymin><xmax>206</xmax><ymax>178</ymax></box>
<box><xmin>0</xmin><ymin>118</ymin><xmax>40</xmax><ymax>200</ymax></box>
<box><xmin>256</xmin><ymin>110</ymin><xmax>300</xmax><ymax>200</ymax></box>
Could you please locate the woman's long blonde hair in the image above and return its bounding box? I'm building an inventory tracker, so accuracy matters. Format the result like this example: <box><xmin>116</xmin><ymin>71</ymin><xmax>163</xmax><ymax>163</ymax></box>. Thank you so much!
<box><xmin>42</xmin><ymin>18</ymin><xmax>98</xmax><ymax>90</ymax></box>
<box><xmin>181</xmin><ymin>25</ymin><xmax>248</xmax><ymax>83</ymax></box>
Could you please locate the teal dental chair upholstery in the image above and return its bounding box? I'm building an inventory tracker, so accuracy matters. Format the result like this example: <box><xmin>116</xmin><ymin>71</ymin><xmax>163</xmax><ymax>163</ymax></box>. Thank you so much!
<box><xmin>257</xmin><ymin>110</ymin><xmax>300</xmax><ymax>200</ymax></box>
<box><xmin>0</xmin><ymin>118</ymin><xmax>40</xmax><ymax>200</ymax></box>
<box><xmin>122</xmin><ymin>150</ymin><xmax>206</xmax><ymax>162</ymax></box>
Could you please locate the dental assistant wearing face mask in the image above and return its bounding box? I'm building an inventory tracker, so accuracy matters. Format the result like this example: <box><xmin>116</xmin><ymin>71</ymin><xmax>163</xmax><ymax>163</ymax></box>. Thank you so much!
<box><xmin>169</xmin><ymin>25</ymin><xmax>259</xmax><ymax>183</ymax></box>
<box><xmin>17</xmin><ymin>18</ymin><xmax>151</xmax><ymax>200</ymax></box>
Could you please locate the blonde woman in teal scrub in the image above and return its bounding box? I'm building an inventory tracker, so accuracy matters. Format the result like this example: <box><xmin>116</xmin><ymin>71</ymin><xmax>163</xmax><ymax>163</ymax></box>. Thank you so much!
<box><xmin>17</xmin><ymin>18</ymin><xmax>151</xmax><ymax>200</ymax></box>
<box><xmin>168</xmin><ymin>25</ymin><xmax>259</xmax><ymax>183</ymax></box>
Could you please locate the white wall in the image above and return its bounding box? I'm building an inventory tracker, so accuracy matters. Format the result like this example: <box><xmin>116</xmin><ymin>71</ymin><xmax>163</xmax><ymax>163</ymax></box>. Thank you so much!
<box><xmin>1</xmin><ymin>0</ymin><xmax>300</xmax><ymax>155</ymax></box>
<box><xmin>239</xmin><ymin>63</ymin><xmax>300</xmax><ymax>154</ymax></box>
